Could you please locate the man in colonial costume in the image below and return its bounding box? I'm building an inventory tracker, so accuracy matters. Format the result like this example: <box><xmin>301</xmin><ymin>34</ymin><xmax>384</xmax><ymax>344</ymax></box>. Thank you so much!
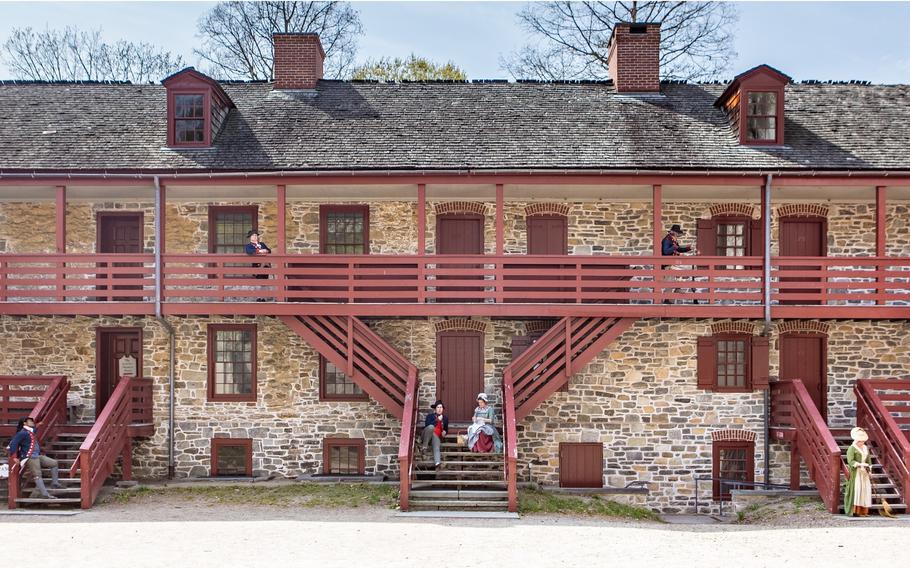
<box><xmin>844</xmin><ymin>426</ymin><xmax>873</xmax><ymax>516</ymax></box>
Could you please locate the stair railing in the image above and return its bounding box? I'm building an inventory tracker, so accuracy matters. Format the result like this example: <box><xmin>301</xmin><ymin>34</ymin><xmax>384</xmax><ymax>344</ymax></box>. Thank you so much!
<box><xmin>855</xmin><ymin>379</ymin><xmax>910</xmax><ymax>506</ymax></box>
<box><xmin>71</xmin><ymin>376</ymin><xmax>135</xmax><ymax>509</ymax></box>
<box><xmin>769</xmin><ymin>379</ymin><xmax>843</xmax><ymax>513</ymax></box>
<box><xmin>502</xmin><ymin>368</ymin><xmax>519</xmax><ymax>513</ymax></box>
<box><xmin>6</xmin><ymin>375</ymin><xmax>68</xmax><ymax>509</ymax></box>
<box><xmin>397</xmin><ymin>366</ymin><xmax>419</xmax><ymax>511</ymax></box>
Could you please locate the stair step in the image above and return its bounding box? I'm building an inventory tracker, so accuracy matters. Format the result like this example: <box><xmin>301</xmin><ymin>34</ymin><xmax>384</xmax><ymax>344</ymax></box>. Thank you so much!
<box><xmin>15</xmin><ymin>498</ymin><xmax>81</xmax><ymax>505</ymax></box>
<box><xmin>415</xmin><ymin>470</ymin><xmax>503</xmax><ymax>479</ymax></box>
<box><xmin>409</xmin><ymin>499</ymin><xmax>508</xmax><ymax>509</ymax></box>
<box><xmin>415</xmin><ymin>461</ymin><xmax>502</xmax><ymax>468</ymax></box>
<box><xmin>409</xmin><ymin>490</ymin><xmax>509</xmax><ymax>500</ymax></box>
<box><xmin>39</xmin><ymin>478</ymin><xmax>81</xmax><ymax>485</ymax></box>
<box><xmin>440</xmin><ymin>451</ymin><xmax>503</xmax><ymax>458</ymax></box>
<box><xmin>411</xmin><ymin>480</ymin><xmax>506</xmax><ymax>488</ymax></box>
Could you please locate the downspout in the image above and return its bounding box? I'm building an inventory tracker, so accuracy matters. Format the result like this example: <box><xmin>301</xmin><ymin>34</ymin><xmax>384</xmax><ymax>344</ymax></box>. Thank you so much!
<box><xmin>153</xmin><ymin>176</ymin><xmax>177</xmax><ymax>479</ymax></box>
<box><xmin>763</xmin><ymin>173</ymin><xmax>773</xmax><ymax>484</ymax></box>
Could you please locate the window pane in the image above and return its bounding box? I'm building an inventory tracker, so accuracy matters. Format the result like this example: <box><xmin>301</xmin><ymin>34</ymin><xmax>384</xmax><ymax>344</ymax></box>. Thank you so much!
<box><xmin>323</xmin><ymin>359</ymin><xmax>364</xmax><ymax>397</ymax></box>
<box><xmin>715</xmin><ymin>338</ymin><xmax>747</xmax><ymax>388</ymax></box>
<box><xmin>213</xmin><ymin>211</ymin><xmax>254</xmax><ymax>253</ymax></box>
<box><xmin>216</xmin><ymin>444</ymin><xmax>248</xmax><ymax>476</ymax></box>
<box><xmin>716</xmin><ymin>222</ymin><xmax>747</xmax><ymax>257</ymax></box>
<box><xmin>747</xmin><ymin>92</ymin><xmax>776</xmax><ymax>117</ymax></box>
<box><xmin>175</xmin><ymin>94</ymin><xmax>204</xmax><ymax>118</ymax></box>
<box><xmin>324</xmin><ymin>210</ymin><xmax>366</xmax><ymax>254</ymax></box>
<box><xmin>327</xmin><ymin>443</ymin><xmax>362</xmax><ymax>475</ymax></box>
<box><xmin>214</xmin><ymin>329</ymin><xmax>253</xmax><ymax>395</ymax></box>
<box><xmin>175</xmin><ymin>119</ymin><xmax>205</xmax><ymax>142</ymax></box>
<box><xmin>747</xmin><ymin>117</ymin><xmax>776</xmax><ymax>141</ymax></box>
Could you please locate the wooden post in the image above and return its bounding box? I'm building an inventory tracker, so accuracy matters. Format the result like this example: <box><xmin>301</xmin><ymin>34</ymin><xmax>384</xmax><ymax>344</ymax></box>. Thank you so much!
<box><xmin>790</xmin><ymin>443</ymin><xmax>801</xmax><ymax>491</ymax></box>
<box><xmin>495</xmin><ymin>183</ymin><xmax>504</xmax><ymax>256</ymax></box>
<box><xmin>276</xmin><ymin>184</ymin><xmax>287</xmax><ymax>255</ymax></box>
<box><xmin>346</xmin><ymin>316</ymin><xmax>354</xmax><ymax>376</ymax></box>
<box><xmin>876</xmin><ymin>186</ymin><xmax>886</xmax><ymax>306</ymax></box>
<box><xmin>55</xmin><ymin>185</ymin><xmax>66</xmax><ymax>302</ymax></box>
<box><xmin>417</xmin><ymin>184</ymin><xmax>426</xmax><ymax>254</ymax></box>
<box><xmin>652</xmin><ymin>184</ymin><xmax>662</xmax><ymax>256</ymax></box>
<box><xmin>121</xmin><ymin>437</ymin><xmax>133</xmax><ymax>481</ymax></box>
<box><xmin>564</xmin><ymin>318</ymin><xmax>572</xmax><ymax>376</ymax></box>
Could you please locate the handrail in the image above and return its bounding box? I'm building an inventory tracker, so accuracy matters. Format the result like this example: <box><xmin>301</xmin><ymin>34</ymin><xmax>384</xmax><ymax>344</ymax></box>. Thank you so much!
<box><xmin>72</xmin><ymin>376</ymin><xmax>134</xmax><ymax>508</ymax></box>
<box><xmin>502</xmin><ymin>368</ymin><xmax>519</xmax><ymax>513</ymax></box>
<box><xmin>769</xmin><ymin>379</ymin><xmax>843</xmax><ymax>513</ymax></box>
<box><xmin>397</xmin><ymin>365</ymin><xmax>419</xmax><ymax>511</ymax></box>
<box><xmin>855</xmin><ymin>379</ymin><xmax>910</xmax><ymax>506</ymax></box>
<box><xmin>6</xmin><ymin>375</ymin><xmax>68</xmax><ymax>509</ymax></box>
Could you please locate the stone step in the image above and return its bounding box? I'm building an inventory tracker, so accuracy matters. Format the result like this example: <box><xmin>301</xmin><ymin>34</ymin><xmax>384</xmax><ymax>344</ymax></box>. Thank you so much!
<box><xmin>415</xmin><ymin>470</ymin><xmax>503</xmax><ymax>479</ymax></box>
<box><xmin>39</xmin><ymin>478</ymin><xmax>81</xmax><ymax>485</ymax></box>
<box><xmin>415</xmin><ymin>460</ymin><xmax>502</xmax><ymax>468</ymax></box>
<box><xmin>15</xmin><ymin>497</ymin><xmax>81</xmax><ymax>505</ymax></box>
<box><xmin>411</xmin><ymin>480</ymin><xmax>507</xmax><ymax>489</ymax></box>
<box><xmin>409</xmin><ymin>489</ymin><xmax>509</xmax><ymax>500</ymax></box>
<box><xmin>408</xmin><ymin>499</ymin><xmax>508</xmax><ymax>510</ymax></box>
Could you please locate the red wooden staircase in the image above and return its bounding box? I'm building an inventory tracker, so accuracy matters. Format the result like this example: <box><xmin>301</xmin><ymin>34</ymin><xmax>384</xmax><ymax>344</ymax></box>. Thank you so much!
<box><xmin>501</xmin><ymin>317</ymin><xmax>637</xmax><ymax>512</ymax></box>
<box><xmin>279</xmin><ymin>316</ymin><xmax>420</xmax><ymax>509</ymax></box>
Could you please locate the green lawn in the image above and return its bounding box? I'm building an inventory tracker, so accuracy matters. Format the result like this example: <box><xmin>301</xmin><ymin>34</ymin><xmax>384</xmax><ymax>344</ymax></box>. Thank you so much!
<box><xmin>108</xmin><ymin>482</ymin><xmax>399</xmax><ymax>508</ymax></box>
<box><xmin>518</xmin><ymin>489</ymin><xmax>660</xmax><ymax>520</ymax></box>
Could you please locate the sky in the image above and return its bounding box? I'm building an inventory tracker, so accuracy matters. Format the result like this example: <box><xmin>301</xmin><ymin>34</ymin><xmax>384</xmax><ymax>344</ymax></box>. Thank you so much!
<box><xmin>0</xmin><ymin>1</ymin><xmax>908</xmax><ymax>83</ymax></box>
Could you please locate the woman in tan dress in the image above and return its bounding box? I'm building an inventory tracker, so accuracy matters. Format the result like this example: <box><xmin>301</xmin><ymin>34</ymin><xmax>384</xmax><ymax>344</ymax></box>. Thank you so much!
<box><xmin>844</xmin><ymin>427</ymin><xmax>873</xmax><ymax>517</ymax></box>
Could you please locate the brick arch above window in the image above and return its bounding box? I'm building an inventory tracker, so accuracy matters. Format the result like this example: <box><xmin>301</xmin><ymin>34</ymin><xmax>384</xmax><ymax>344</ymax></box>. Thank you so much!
<box><xmin>711</xmin><ymin>321</ymin><xmax>759</xmax><ymax>336</ymax></box>
<box><xmin>526</xmin><ymin>319</ymin><xmax>558</xmax><ymax>335</ymax></box>
<box><xmin>711</xmin><ymin>429</ymin><xmax>757</xmax><ymax>443</ymax></box>
<box><xmin>435</xmin><ymin>319</ymin><xmax>486</xmax><ymax>334</ymax></box>
<box><xmin>777</xmin><ymin>203</ymin><xmax>829</xmax><ymax>219</ymax></box>
<box><xmin>709</xmin><ymin>203</ymin><xmax>757</xmax><ymax>219</ymax></box>
<box><xmin>776</xmin><ymin>320</ymin><xmax>830</xmax><ymax>336</ymax></box>
<box><xmin>435</xmin><ymin>201</ymin><xmax>488</xmax><ymax>216</ymax></box>
<box><xmin>525</xmin><ymin>203</ymin><xmax>570</xmax><ymax>217</ymax></box>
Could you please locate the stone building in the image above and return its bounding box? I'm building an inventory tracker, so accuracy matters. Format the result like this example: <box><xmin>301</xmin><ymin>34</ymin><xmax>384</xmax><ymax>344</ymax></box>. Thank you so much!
<box><xmin>1</xmin><ymin>24</ymin><xmax>909</xmax><ymax>514</ymax></box>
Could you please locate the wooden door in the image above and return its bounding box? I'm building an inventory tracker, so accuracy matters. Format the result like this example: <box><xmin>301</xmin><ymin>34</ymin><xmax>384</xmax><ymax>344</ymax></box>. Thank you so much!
<box><xmin>527</xmin><ymin>216</ymin><xmax>567</xmax><ymax>255</ymax></box>
<box><xmin>779</xmin><ymin>217</ymin><xmax>825</xmax><ymax>305</ymax></box>
<box><xmin>559</xmin><ymin>442</ymin><xmax>604</xmax><ymax>488</ymax></box>
<box><xmin>436</xmin><ymin>214</ymin><xmax>484</xmax><ymax>302</ymax></box>
<box><xmin>437</xmin><ymin>331</ymin><xmax>484</xmax><ymax>422</ymax></box>
<box><xmin>779</xmin><ymin>334</ymin><xmax>827</xmax><ymax>419</ymax></box>
<box><xmin>96</xmin><ymin>328</ymin><xmax>142</xmax><ymax>417</ymax></box>
<box><xmin>97</xmin><ymin>213</ymin><xmax>143</xmax><ymax>301</ymax></box>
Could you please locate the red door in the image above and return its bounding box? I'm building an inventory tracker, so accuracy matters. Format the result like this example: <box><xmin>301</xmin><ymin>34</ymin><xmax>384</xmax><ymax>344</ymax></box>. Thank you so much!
<box><xmin>96</xmin><ymin>328</ymin><xmax>142</xmax><ymax>417</ymax></box>
<box><xmin>97</xmin><ymin>213</ymin><xmax>144</xmax><ymax>301</ymax></box>
<box><xmin>779</xmin><ymin>217</ymin><xmax>826</xmax><ymax>305</ymax></box>
<box><xmin>779</xmin><ymin>334</ymin><xmax>827</xmax><ymax>419</ymax></box>
<box><xmin>437</xmin><ymin>331</ymin><xmax>484</xmax><ymax>422</ymax></box>
<box><xmin>527</xmin><ymin>216</ymin><xmax>567</xmax><ymax>255</ymax></box>
<box><xmin>436</xmin><ymin>214</ymin><xmax>484</xmax><ymax>302</ymax></box>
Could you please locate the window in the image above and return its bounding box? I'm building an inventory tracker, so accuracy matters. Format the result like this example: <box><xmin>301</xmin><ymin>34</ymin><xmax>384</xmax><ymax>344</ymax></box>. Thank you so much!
<box><xmin>323</xmin><ymin>438</ymin><xmax>365</xmax><ymax>475</ymax></box>
<box><xmin>211</xmin><ymin>438</ymin><xmax>253</xmax><ymax>477</ymax></box>
<box><xmin>208</xmin><ymin>206</ymin><xmax>257</xmax><ymax>254</ymax></box>
<box><xmin>713</xmin><ymin>440</ymin><xmax>754</xmax><ymax>501</ymax></box>
<box><xmin>320</xmin><ymin>356</ymin><xmax>367</xmax><ymax>401</ymax></box>
<box><xmin>207</xmin><ymin>324</ymin><xmax>257</xmax><ymax>401</ymax></box>
<box><xmin>745</xmin><ymin>91</ymin><xmax>777</xmax><ymax>142</ymax></box>
<box><xmin>697</xmin><ymin>217</ymin><xmax>762</xmax><ymax>258</ymax></box>
<box><xmin>173</xmin><ymin>94</ymin><xmax>206</xmax><ymax>144</ymax></box>
<box><xmin>696</xmin><ymin>334</ymin><xmax>769</xmax><ymax>392</ymax></box>
<box><xmin>320</xmin><ymin>205</ymin><xmax>369</xmax><ymax>254</ymax></box>
<box><xmin>715</xmin><ymin>220</ymin><xmax>747</xmax><ymax>258</ymax></box>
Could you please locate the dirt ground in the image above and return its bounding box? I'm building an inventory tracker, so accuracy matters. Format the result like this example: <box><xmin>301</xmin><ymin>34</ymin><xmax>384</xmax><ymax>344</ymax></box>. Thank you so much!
<box><xmin>4</xmin><ymin>489</ymin><xmax>908</xmax><ymax>568</ymax></box>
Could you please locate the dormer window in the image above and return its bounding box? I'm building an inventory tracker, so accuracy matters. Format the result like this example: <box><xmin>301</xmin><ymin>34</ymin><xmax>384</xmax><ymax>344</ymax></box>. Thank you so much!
<box><xmin>174</xmin><ymin>94</ymin><xmax>206</xmax><ymax>144</ymax></box>
<box><xmin>162</xmin><ymin>67</ymin><xmax>234</xmax><ymax>149</ymax></box>
<box><xmin>746</xmin><ymin>92</ymin><xmax>777</xmax><ymax>142</ymax></box>
<box><xmin>715</xmin><ymin>64</ymin><xmax>791</xmax><ymax>147</ymax></box>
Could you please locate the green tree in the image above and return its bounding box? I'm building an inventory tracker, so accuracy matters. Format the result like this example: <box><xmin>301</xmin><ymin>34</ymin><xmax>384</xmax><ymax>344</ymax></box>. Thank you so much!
<box><xmin>351</xmin><ymin>54</ymin><xmax>466</xmax><ymax>82</ymax></box>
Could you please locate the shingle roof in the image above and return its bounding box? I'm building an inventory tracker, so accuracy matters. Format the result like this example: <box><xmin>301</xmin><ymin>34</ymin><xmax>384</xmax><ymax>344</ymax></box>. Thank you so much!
<box><xmin>0</xmin><ymin>80</ymin><xmax>908</xmax><ymax>172</ymax></box>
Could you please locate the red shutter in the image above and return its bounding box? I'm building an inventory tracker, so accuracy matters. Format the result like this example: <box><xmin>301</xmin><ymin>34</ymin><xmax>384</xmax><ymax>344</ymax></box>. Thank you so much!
<box><xmin>750</xmin><ymin>219</ymin><xmax>765</xmax><ymax>257</ymax></box>
<box><xmin>697</xmin><ymin>336</ymin><xmax>717</xmax><ymax>390</ymax></box>
<box><xmin>697</xmin><ymin>219</ymin><xmax>715</xmax><ymax>256</ymax></box>
<box><xmin>751</xmin><ymin>336</ymin><xmax>770</xmax><ymax>390</ymax></box>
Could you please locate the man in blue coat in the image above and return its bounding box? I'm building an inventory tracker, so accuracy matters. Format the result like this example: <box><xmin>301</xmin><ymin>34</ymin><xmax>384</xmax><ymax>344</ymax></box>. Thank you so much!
<box><xmin>661</xmin><ymin>224</ymin><xmax>698</xmax><ymax>304</ymax></box>
<box><xmin>420</xmin><ymin>401</ymin><xmax>448</xmax><ymax>468</ymax></box>
<box><xmin>7</xmin><ymin>417</ymin><xmax>61</xmax><ymax>499</ymax></box>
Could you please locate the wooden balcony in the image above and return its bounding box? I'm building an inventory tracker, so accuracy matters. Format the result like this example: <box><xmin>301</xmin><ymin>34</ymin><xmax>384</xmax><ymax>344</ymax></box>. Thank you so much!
<box><xmin>0</xmin><ymin>253</ymin><xmax>908</xmax><ymax>319</ymax></box>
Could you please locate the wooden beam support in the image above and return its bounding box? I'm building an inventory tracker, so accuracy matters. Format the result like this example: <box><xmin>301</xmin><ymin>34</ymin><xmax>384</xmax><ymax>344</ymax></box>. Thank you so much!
<box><xmin>55</xmin><ymin>185</ymin><xmax>66</xmax><ymax>253</ymax></box>
<box><xmin>495</xmin><ymin>183</ymin><xmax>505</xmax><ymax>256</ymax></box>
<box><xmin>652</xmin><ymin>184</ymin><xmax>662</xmax><ymax>255</ymax></box>
<box><xmin>417</xmin><ymin>184</ymin><xmax>426</xmax><ymax>254</ymax></box>
<box><xmin>276</xmin><ymin>184</ymin><xmax>287</xmax><ymax>255</ymax></box>
<box><xmin>875</xmin><ymin>185</ymin><xmax>887</xmax><ymax>257</ymax></box>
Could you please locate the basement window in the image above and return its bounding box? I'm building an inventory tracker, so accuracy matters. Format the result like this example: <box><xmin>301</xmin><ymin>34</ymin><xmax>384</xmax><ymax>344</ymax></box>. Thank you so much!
<box><xmin>211</xmin><ymin>438</ymin><xmax>253</xmax><ymax>477</ymax></box>
<box><xmin>323</xmin><ymin>438</ymin><xmax>365</xmax><ymax>475</ymax></box>
<box><xmin>712</xmin><ymin>440</ymin><xmax>754</xmax><ymax>501</ymax></box>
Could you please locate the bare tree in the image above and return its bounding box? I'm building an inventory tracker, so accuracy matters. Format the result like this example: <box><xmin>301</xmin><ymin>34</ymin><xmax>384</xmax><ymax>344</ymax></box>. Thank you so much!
<box><xmin>502</xmin><ymin>1</ymin><xmax>738</xmax><ymax>81</ymax></box>
<box><xmin>2</xmin><ymin>26</ymin><xmax>184</xmax><ymax>83</ymax></box>
<box><xmin>196</xmin><ymin>1</ymin><xmax>363</xmax><ymax>80</ymax></box>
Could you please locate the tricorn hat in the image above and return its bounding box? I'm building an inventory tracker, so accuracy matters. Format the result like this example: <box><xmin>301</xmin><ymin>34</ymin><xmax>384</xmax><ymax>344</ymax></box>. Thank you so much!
<box><xmin>850</xmin><ymin>427</ymin><xmax>868</xmax><ymax>442</ymax></box>
<box><xmin>430</xmin><ymin>400</ymin><xmax>444</xmax><ymax>410</ymax></box>
<box><xmin>670</xmin><ymin>224</ymin><xmax>686</xmax><ymax>235</ymax></box>
<box><xmin>246</xmin><ymin>229</ymin><xmax>260</xmax><ymax>238</ymax></box>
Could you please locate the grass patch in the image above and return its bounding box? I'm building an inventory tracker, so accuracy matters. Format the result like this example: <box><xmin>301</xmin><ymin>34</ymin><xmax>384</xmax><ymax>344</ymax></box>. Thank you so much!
<box><xmin>105</xmin><ymin>482</ymin><xmax>399</xmax><ymax>509</ymax></box>
<box><xmin>518</xmin><ymin>489</ymin><xmax>659</xmax><ymax>521</ymax></box>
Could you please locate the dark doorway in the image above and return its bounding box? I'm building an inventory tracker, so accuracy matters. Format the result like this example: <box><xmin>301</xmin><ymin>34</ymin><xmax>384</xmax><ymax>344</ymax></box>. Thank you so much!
<box><xmin>97</xmin><ymin>213</ymin><xmax>143</xmax><ymax>301</ymax></box>
<box><xmin>520</xmin><ymin>215</ymin><xmax>571</xmax><ymax>303</ymax></box>
<box><xmin>779</xmin><ymin>333</ymin><xmax>827</xmax><ymax>420</ymax></box>
<box><xmin>436</xmin><ymin>330</ymin><xmax>484</xmax><ymax>422</ymax></box>
<box><xmin>436</xmin><ymin>214</ymin><xmax>485</xmax><ymax>302</ymax></box>
<box><xmin>95</xmin><ymin>328</ymin><xmax>142</xmax><ymax>417</ymax></box>
<box><xmin>779</xmin><ymin>216</ymin><xmax>826</xmax><ymax>305</ymax></box>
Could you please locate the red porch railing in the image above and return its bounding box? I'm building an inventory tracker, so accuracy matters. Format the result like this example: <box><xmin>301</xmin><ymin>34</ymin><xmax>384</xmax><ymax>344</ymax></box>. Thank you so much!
<box><xmin>855</xmin><ymin>379</ymin><xmax>910</xmax><ymax>506</ymax></box>
<box><xmin>0</xmin><ymin>253</ymin><xmax>155</xmax><ymax>302</ymax></box>
<box><xmin>501</xmin><ymin>370</ymin><xmax>519</xmax><ymax>513</ymax></box>
<box><xmin>396</xmin><ymin>366</ymin><xmax>419</xmax><ymax>511</ymax></box>
<box><xmin>3</xmin><ymin>375</ymin><xmax>68</xmax><ymax>509</ymax></box>
<box><xmin>770</xmin><ymin>379</ymin><xmax>844</xmax><ymax>513</ymax></box>
<box><xmin>71</xmin><ymin>376</ymin><xmax>136</xmax><ymax>509</ymax></box>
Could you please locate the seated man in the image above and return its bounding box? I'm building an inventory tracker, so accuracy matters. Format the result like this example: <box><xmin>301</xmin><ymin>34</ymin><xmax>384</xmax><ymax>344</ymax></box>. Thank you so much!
<box><xmin>420</xmin><ymin>400</ymin><xmax>448</xmax><ymax>468</ymax></box>
<box><xmin>7</xmin><ymin>417</ymin><xmax>61</xmax><ymax>499</ymax></box>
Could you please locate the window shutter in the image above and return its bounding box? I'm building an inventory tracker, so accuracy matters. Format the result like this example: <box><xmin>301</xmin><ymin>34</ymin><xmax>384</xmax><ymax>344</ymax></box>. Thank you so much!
<box><xmin>751</xmin><ymin>336</ymin><xmax>770</xmax><ymax>390</ymax></box>
<box><xmin>750</xmin><ymin>219</ymin><xmax>765</xmax><ymax>257</ymax></box>
<box><xmin>697</xmin><ymin>336</ymin><xmax>717</xmax><ymax>390</ymax></box>
<box><xmin>697</xmin><ymin>219</ymin><xmax>715</xmax><ymax>256</ymax></box>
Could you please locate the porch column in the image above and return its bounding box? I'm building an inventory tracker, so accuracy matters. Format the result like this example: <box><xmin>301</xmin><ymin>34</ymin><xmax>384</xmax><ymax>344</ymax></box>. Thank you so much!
<box><xmin>876</xmin><ymin>185</ymin><xmax>887</xmax><ymax>306</ymax></box>
<box><xmin>417</xmin><ymin>184</ymin><xmax>426</xmax><ymax>254</ymax></box>
<box><xmin>55</xmin><ymin>185</ymin><xmax>66</xmax><ymax>302</ymax></box>
<box><xmin>276</xmin><ymin>184</ymin><xmax>287</xmax><ymax>254</ymax></box>
<box><xmin>651</xmin><ymin>184</ymin><xmax>662</xmax><ymax>255</ymax></box>
<box><xmin>495</xmin><ymin>183</ymin><xmax>504</xmax><ymax>256</ymax></box>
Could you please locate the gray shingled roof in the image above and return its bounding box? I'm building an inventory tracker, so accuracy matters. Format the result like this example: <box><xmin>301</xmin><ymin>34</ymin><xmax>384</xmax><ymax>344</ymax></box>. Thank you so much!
<box><xmin>0</xmin><ymin>80</ymin><xmax>908</xmax><ymax>172</ymax></box>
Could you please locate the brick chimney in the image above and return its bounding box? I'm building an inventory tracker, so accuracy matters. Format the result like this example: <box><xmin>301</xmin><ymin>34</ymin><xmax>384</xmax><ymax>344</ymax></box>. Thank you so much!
<box><xmin>273</xmin><ymin>33</ymin><xmax>324</xmax><ymax>90</ymax></box>
<box><xmin>606</xmin><ymin>22</ymin><xmax>661</xmax><ymax>93</ymax></box>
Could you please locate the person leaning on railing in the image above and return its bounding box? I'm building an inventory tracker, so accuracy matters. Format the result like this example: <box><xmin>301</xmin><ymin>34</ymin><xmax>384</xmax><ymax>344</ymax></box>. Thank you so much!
<box><xmin>6</xmin><ymin>416</ymin><xmax>62</xmax><ymax>499</ymax></box>
<box><xmin>661</xmin><ymin>224</ymin><xmax>699</xmax><ymax>305</ymax></box>
<box><xmin>244</xmin><ymin>230</ymin><xmax>272</xmax><ymax>302</ymax></box>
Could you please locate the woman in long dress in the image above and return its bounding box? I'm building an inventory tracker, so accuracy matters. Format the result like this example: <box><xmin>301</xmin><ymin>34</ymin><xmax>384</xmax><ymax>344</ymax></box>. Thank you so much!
<box><xmin>844</xmin><ymin>427</ymin><xmax>873</xmax><ymax>517</ymax></box>
<box><xmin>465</xmin><ymin>393</ymin><xmax>502</xmax><ymax>454</ymax></box>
